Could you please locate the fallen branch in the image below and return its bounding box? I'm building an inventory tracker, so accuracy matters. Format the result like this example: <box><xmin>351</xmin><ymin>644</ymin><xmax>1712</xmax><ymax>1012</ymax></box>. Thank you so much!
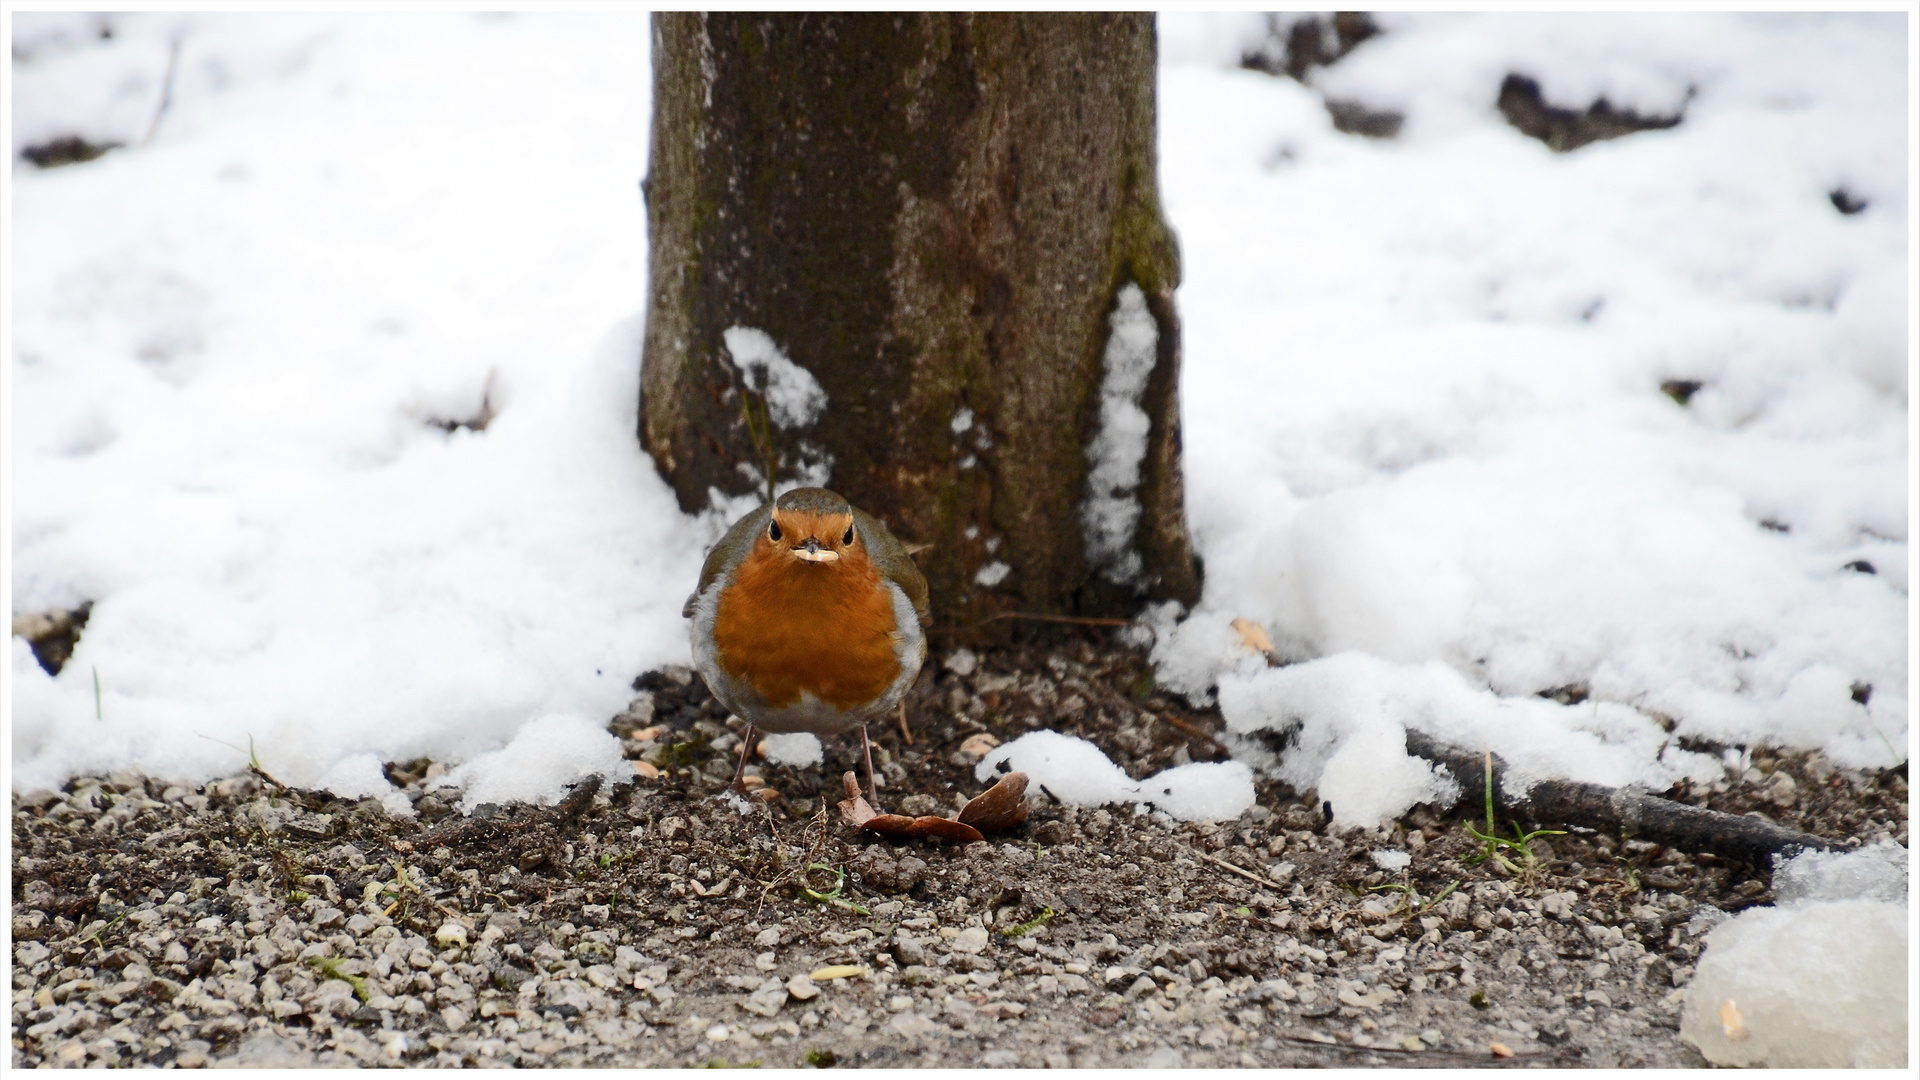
<box><xmin>1197</xmin><ymin>851</ymin><xmax>1287</xmax><ymax>892</ymax></box>
<box><xmin>1405</xmin><ymin>732</ymin><xmax>1839</xmax><ymax>865</ymax></box>
<box><xmin>1276</xmin><ymin>1032</ymin><xmax>1579</xmax><ymax>1065</ymax></box>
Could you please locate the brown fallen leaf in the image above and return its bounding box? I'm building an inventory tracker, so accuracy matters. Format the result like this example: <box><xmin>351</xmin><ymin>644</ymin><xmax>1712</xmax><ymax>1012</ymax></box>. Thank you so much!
<box><xmin>957</xmin><ymin>732</ymin><xmax>1001</xmax><ymax>758</ymax></box>
<box><xmin>958</xmin><ymin>771</ymin><xmax>1029</xmax><ymax>832</ymax></box>
<box><xmin>837</xmin><ymin>772</ymin><xmax>987</xmax><ymax>843</ymax></box>
<box><xmin>689</xmin><ymin>876</ymin><xmax>733</xmax><ymax>898</ymax></box>
<box><xmin>906</xmin><ymin>816</ymin><xmax>987</xmax><ymax>842</ymax></box>
<box><xmin>1720</xmin><ymin>999</ymin><xmax>1749</xmax><ymax>1042</ymax></box>
<box><xmin>1231</xmin><ymin>617</ymin><xmax>1282</xmax><ymax>666</ymax></box>
<box><xmin>838</xmin><ymin>772</ymin><xmax>878</xmax><ymax>827</ymax></box>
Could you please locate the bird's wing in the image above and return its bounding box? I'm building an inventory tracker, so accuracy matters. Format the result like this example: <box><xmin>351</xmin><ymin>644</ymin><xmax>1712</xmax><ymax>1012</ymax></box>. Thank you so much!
<box><xmin>685</xmin><ymin>503</ymin><xmax>773</xmax><ymax>618</ymax></box>
<box><xmin>856</xmin><ymin>506</ymin><xmax>931</xmax><ymax>624</ymax></box>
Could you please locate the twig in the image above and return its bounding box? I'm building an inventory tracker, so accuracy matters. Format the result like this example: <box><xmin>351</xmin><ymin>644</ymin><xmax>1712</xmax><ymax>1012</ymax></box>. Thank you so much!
<box><xmin>896</xmin><ymin>701</ymin><xmax>913</xmax><ymax>747</ymax></box>
<box><xmin>1197</xmin><ymin>852</ymin><xmax>1285</xmax><ymax>892</ymax></box>
<box><xmin>1276</xmin><ymin>1033</ymin><xmax>1578</xmax><ymax>1064</ymax></box>
<box><xmin>1151</xmin><ymin>712</ymin><xmax>1230</xmax><ymax>754</ymax></box>
<box><xmin>142</xmin><ymin>34</ymin><xmax>183</xmax><ymax>147</ymax></box>
<box><xmin>246</xmin><ymin>735</ymin><xmax>289</xmax><ymax>792</ymax></box>
<box><xmin>950</xmin><ymin>612</ymin><xmax>1134</xmax><ymax>634</ymax></box>
<box><xmin>1407</xmin><ymin>732</ymin><xmax>1839</xmax><ymax>864</ymax></box>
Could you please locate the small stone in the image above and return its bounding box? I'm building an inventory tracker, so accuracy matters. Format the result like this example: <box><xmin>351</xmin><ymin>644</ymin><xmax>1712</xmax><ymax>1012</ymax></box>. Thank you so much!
<box><xmin>435</xmin><ymin>923</ymin><xmax>469</xmax><ymax>950</ymax></box>
<box><xmin>754</xmin><ymin>927</ymin><xmax>781</xmax><ymax>948</ymax></box>
<box><xmin>900</xmin><ymin>966</ymin><xmax>940</xmax><ymax>986</ymax></box>
<box><xmin>785</xmin><ymin>975</ymin><xmax>820</xmax><ymax>1000</ymax></box>
<box><xmin>441</xmin><ymin>1006</ymin><xmax>469</xmax><ymax>1032</ymax></box>
<box><xmin>893</xmin><ymin>935</ymin><xmax>927</xmax><ymax>966</ymax></box>
<box><xmin>951</xmin><ymin>927</ymin><xmax>990</xmax><ymax>955</ymax></box>
<box><xmin>945</xmin><ymin>649</ymin><xmax>978</xmax><ymax>676</ymax></box>
<box><xmin>890</xmin><ymin>1012</ymin><xmax>936</xmax><ymax>1037</ymax></box>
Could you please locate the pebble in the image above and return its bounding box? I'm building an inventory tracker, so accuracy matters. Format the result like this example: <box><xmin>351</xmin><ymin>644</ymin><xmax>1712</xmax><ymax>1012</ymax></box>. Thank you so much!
<box><xmin>434</xmin><ymin>923</ymin><xmax>469</xmax><ymax>950</ymax></box>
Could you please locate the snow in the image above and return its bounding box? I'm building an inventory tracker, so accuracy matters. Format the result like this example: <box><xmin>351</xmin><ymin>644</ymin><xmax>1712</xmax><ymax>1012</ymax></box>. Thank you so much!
<box><xmin>6</xmin><ymin>12</ymin><xmax>1913</xmax><ymax>836</ymax></box>
<box><xmin>973</xmin><ymin>561</ymin><xmax>1011</xmax><ymax>588</ymax></box>
<box><xmin>758</xmin><ymin>732</ymin><xmax>822</xmax><ymax>769</ymax></box>
<box><xmin>975</xmin><ymin>731</ymin><xmax>1255</xmax><ymax>822</ymax></box>
<box><xmin>1679</xmin><ymin>840</ymin><xmax>1909</xmax><ymax>1067</ymax></box>
<box><xmin>9</xmin><ymin>13</ymin><xmax>689</xmax><ymax>804</ymax></box>
<box><xmin>1153</xmin><ymin>11</ymin><xmax>1911</xmax><ymax>822</ymax></box>
<box><xmin>1081</xmin><ymin>282</ymin><xmax>1160</xmax><ymax>587</ymax></box>
<box><xmin>720</xmin><ymin>326</ymin><xmax>827</xmax><ymax>431</ymax></box>
<box><xmin>1369</xmin><ymin>848</ymin><xmax>1411</xmax><ymax>872</ymax></box>
<box><xmin>434</xmin><ymin>713</ymin><xmax>627</xmax><ymax>814</ymax></box>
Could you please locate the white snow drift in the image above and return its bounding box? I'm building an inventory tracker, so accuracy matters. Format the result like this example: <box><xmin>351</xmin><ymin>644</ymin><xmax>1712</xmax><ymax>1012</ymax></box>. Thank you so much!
<box><xmin>7</xmin><ymin>13</ymin><xmax>1910</xmax><ymax>835</ymax></box>
<box><xmin>1679</xmin><ymin>840</ymin><xmax>1909</xmax><ymax>1068</ymax></box>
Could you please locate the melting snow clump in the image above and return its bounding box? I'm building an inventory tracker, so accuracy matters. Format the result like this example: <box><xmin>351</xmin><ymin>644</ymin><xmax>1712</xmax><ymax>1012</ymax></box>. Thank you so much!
<box><xmin>1370</xmin><ymin>848</ymin><xmax>1412</xmax><ymax>872</ymax></box>
<box><xmin>1080</xmin><ymin>283</ymin><xmax>1158</xmax><ymax>586</ymax></box>
<box><xmin>721</xmin><ymin>326</ymin><xmax>827</xmax><ymax>429</ymax></box>
<box><xmin>436</xmin><ymin>714</ymin><xmax>627</xmax><ymax>813</ymax></box>
<box><xmin>1680</xmin><ymin>840</ymin><xmax>1909</xmax><ymax>1067</ymax></box>
<box><xmin>758</xmin><ymin>732</ymin><xmax>823</xmax><ymax>768</ymax></box>
<box><xmin>973</xmin><ymin>561</ymin><xmax>1011</xmax><ymax>588</ymax></box>
<box><xmin>976</xmin><ymin>731</ymin><xmax>1254</xmax><ymax>821</ymax></box>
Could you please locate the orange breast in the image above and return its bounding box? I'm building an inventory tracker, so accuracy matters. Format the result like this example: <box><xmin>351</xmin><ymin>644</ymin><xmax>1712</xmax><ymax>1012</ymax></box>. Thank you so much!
<box><xmin>711</xmin><ymin>542</ymin><xmax>902</xmax><ymax>712</ymax></box>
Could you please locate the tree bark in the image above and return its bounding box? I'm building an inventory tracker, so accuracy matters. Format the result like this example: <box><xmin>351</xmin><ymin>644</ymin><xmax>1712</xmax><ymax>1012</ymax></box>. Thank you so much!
<box><xmin>640</xmin><ymin>13</ymin><xmax>1200</xmax><ymax>636</ymax></box>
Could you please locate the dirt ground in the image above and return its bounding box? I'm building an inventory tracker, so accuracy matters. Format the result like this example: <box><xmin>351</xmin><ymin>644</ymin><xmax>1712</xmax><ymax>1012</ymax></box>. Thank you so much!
<box><xmin>10</xmin><ymin>632</ymin><xmax>1910</xmax><ymax>1068</ymax></box>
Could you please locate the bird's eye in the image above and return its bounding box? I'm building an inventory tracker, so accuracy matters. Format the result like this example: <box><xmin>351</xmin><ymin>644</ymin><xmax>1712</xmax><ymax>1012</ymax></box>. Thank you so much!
<box><xmin>768</xmin><ymin>520</ymin><xmax>782</xmax><ymax>542</ymax></box>
<box><xmin>843</xmin><ymin>527</ymin><xmax>855</xmax><ymax>545</ymax></box>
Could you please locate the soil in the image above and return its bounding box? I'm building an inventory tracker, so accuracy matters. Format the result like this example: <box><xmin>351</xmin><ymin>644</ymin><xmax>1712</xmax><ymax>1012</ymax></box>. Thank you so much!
<box><xmin>10</xmin><ymin>632</ymin><xmax>1910</xmax><ymax>1069</ymax></box>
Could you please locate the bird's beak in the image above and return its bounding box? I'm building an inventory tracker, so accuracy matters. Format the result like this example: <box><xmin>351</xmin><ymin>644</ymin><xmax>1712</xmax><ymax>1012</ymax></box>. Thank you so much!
<box><xmin>792</xmin><ymin>537</ymin><xmax>840</xmax><ymax>563</ymax></box>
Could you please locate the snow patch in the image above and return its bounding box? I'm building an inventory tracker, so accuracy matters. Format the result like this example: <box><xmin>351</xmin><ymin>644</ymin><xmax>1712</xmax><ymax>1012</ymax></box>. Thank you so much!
<box><xmin>721</xmin><ymin>326</ymin><xmax>826</xmax><ymax>429</ymax></box>
<box><xmin>1680</xmin><ymin>841</ymin><xmax>1909</xmax><ymax>1068</ymax></box>
<box><xmin>436</xmin><ymin>713</ymin><xmax>627</xmax><ymax>813</ymax></box>
<box><xmin>313</xmin><ymin>753</ymin><xmax>414</xmax><ymax>818</ymax></box>
<box><xmin>975</xmin><ymin>731</ymin><xmax>1255</xmax><ymax>822</ymax></box>
<box><xmin>1370</xmin><ymin>849</ymin><xmax>1412</xmax><ymax>872</ymax></box>
<box><xmin>758</xmin><ymin>732</ymin><xmax>822</xmax><ymax>769</ymax></box>
<box><xmin>973</xmin><ymin>561</ymin><xmax>1011</xmax><ymax>588</ymax></box>
<box><xmin>1080</xmin><ymin>283</ymin><xmax>1159</xmax><ymax>587</ymax></box>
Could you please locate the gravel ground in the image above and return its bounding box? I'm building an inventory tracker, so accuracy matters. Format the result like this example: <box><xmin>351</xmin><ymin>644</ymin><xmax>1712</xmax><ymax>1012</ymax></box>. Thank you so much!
<box><xmin>11</xmin><ymin>635</ymin><xmax>1909</xmax><ymax>1068</ymax></box>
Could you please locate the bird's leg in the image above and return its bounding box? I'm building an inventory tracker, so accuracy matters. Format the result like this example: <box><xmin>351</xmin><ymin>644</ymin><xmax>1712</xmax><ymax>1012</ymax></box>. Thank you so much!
<box><xmin>728</xmin><ymin>724</ymin><xmax>758</xmax><ymax>794</ymax></box>
<box><xmin>861</xmin><ymin>724</ymin><xmax>880</xmax><ymax>809</ymax></box>
<box><xmin>896</xmin><ymin>700</ymin><xmax>913</xmax><ymax>747</ymax></box>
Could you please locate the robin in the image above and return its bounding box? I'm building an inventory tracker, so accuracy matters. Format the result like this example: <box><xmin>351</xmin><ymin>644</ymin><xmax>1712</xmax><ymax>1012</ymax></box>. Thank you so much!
<box><xmin>683</xmin><ymin>487</ymin><xmax>929</xmax><ymax>805</ymax></box>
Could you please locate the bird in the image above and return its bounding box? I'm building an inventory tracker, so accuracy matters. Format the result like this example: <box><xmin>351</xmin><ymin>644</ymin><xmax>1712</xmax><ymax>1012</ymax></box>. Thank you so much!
<box><xmin>682</xmin><ymin>487</ymin><xmax>929</xmax><ymax>806</ymax></box>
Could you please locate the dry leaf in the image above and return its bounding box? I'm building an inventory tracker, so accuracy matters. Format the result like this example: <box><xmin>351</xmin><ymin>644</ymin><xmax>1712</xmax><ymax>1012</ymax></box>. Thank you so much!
<box><xmin>1488</xmin><ymin>1042</ymin><xmax>1514</xmax><ymax>1058</ymax></box>
<box><xmin>837</xmin><ymin>772</ymin><xmax>985</xmax><ymax>841</ymax></box>
<box><xmin>958</xmin><ymin>771</ymin><xmax>1029</xmax><ymax>832</ymax></box>
<box><xmin>903</xmin><ymin>817</ymin><xmax>985</xmax><ymax>843</ymax></box>
<box><xmin>957</xmin><ymin>733</ymin><xmax>1001</xmax><ymax>758</ymax></box>
<box><xmin>809</xmin><ymin>965</ymin><xmax>868</xmax><ymax>981</ymax></box>
<box><xmin>838</xmin><ymin>772</ymin><xmax>878</xmax><ymax>827</ymax></box>
<box><xmin>1231</xmin><ymin>617</ymin><xmax>1282</xmax><ymax>666</ymax></box>
<box><xmin>1720</xmin><ymin>999</ymin><xmax>1749</xmax><ymax>1042</ymax></box>
<box><xmin>689</xmin><ymin>876</ymin><xmax>733</xmax><ymax>898</ymax></box>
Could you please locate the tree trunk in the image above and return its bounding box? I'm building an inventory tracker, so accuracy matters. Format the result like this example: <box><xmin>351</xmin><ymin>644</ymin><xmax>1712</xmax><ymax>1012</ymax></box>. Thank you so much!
<box><xmin>640</xmin><ymin>12</ymin><xmax>1199</xmax><ymax>636</ymax></box>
